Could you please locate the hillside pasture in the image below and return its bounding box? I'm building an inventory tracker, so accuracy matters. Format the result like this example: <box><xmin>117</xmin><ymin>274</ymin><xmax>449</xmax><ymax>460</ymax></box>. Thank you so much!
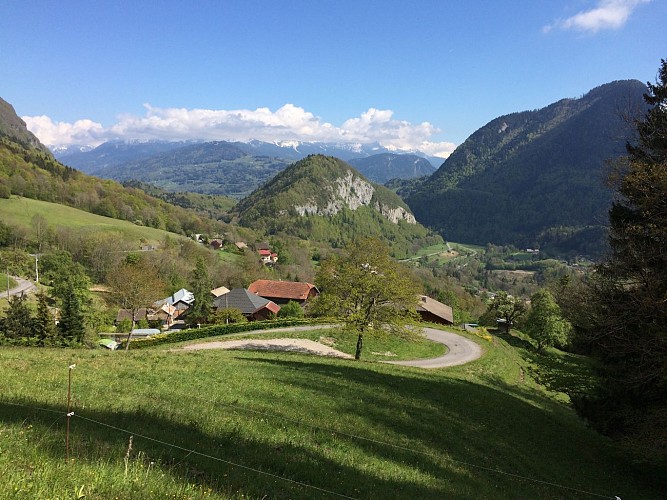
<box><xmin>0</xmin><ymin>197</ymin><xmax>188</xmax><ymax>247</ymax></box>
<box><xmin>1</xmin><ymin>329</ymin><xmax>664</xmax><ymax>499</ymax></box>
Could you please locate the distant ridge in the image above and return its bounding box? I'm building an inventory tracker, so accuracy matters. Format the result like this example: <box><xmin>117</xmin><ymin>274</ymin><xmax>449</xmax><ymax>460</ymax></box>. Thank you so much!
<box><xmin>405</xmin><ymin>80</ymin><xmax>647</xmax><ymax>255</ymax></box>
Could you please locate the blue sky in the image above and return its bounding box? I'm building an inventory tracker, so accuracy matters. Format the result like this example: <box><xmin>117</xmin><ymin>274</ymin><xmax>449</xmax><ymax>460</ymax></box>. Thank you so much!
<box><xmin>1</xmin><ymin>0</ymin><xmax>665</xmax><ymax>156</ymax></box>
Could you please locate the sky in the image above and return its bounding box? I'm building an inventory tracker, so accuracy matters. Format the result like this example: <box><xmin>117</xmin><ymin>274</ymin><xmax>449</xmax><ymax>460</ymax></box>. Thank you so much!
<box><xmin>1</xmin><ymin>0</ymin><xmax>665</xmax><ymax>157</ymax></box>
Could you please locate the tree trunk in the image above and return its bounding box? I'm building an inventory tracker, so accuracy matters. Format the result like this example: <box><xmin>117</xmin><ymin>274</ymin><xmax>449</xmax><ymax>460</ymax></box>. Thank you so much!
<box><xmin>355</xmin><ymin>333</ymin><xmax>363</xmax><ymax>360</ymax></box>
<box><xmin>125</xmin><ymin>316</ymin><xmax>136</xmax><ymax>351</ymax></box>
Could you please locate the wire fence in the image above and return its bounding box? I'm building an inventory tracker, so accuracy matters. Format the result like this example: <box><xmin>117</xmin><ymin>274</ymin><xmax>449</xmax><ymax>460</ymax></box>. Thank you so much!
<box><xmin>0</xmin><ymin>365</ymin><xmax>624</xmax><ymax>500</ymax></box>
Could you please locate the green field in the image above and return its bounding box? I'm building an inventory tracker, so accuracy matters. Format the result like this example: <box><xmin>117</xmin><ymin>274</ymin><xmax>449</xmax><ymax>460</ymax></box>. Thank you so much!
<box><xmin>0</xmin><ymin>197</ymin><xmax>188</xmax><ymax>246</ymax></box>
<box><xmin>1</xmin><ymin>327</ymin><xmax>664</xmax><ymax>499</ymax></box>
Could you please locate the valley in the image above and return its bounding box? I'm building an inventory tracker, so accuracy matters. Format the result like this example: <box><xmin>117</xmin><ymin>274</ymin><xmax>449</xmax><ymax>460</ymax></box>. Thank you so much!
<box><xmin>1</xmin><ymin>65</ymin><xmax>666</xmax><ymax>498</ymax></box>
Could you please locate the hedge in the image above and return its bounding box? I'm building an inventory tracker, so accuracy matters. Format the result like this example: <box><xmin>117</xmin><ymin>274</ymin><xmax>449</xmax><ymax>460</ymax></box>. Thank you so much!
<box><xmin>123</xmin><ymin>317</ymin><xmax>333</xmax><ymax>350</ymax></box>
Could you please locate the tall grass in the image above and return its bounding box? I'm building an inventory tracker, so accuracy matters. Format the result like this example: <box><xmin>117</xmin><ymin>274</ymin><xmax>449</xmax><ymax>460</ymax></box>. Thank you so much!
<box><xmin>0</xmin><ymin>331</ymin><xmax>664</xmax><ymax>499</ymax></box>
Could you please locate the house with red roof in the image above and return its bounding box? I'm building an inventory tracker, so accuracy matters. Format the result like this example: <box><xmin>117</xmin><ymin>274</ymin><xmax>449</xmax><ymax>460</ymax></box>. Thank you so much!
<box><xmin>248</xmin><ymin>279</ymin><xmax>319</xmax><ymax>305</ymax></box>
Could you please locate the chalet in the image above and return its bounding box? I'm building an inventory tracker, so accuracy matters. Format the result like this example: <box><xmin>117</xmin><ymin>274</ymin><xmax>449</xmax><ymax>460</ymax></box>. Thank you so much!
<box><xmin>258</xmin><ymin>249</ymin><xmax>279</xmax><ymax>264</ymax></box>
<box><xmin>151</xmin><ymin>303</ymin><xmax>178</xmax><ymax>328</ymax></box>
<box><xmin>115</xmin><ymin>308</ymin><xmax>149</xmax><ymax>324</ymax></box>
<box><xmin>235</xmin><ymin>242</ymin><xmax>248</xmax><ymax>251</ymax></box>
<box><xmin>415</xmin><ymin>295</ymin><xmax>454</xmax><ymax>325</ymax></box>
<box><xmin>210</xmin><ymin>239</ymin><xmax>224</xmax><ymax>250</ymax></box>
<box><xmin>154</xmin><ymin>288</ymin><xmax>195</xmax><ymax>318</ymax></box>
<box><xmin>248</xmin><ymin>279</ymin><xmax>319</xmax><ymax>305</ymax></box>
<box><xmin>212</xmin><ymin>288</ymin><xmax>280</xmax><ymax>321</ymax></box>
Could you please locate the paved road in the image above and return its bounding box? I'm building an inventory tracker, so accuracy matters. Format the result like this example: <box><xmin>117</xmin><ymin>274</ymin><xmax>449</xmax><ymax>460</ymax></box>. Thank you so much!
<box><xmin>385</xmin><ymin>327</ymin><xmax>483</xmax><ymax>369</ymax></box>
<box><xmin>4</xmin><ymin>277</ymin><xmax>36</xmax><ymax>298</ymax></box>
<box><xmin>181</xmin><ymin>324</ymin><xmax>482</xmax><ymax>369</ymax></box>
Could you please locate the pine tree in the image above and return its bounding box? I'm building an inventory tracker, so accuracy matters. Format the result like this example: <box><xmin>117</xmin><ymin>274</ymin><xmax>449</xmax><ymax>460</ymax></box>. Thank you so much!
<box><xmin>2</xmin><ymin>293</ymin><xmax>33</xmax><ymax>342</ymax></box>
<box><xmin>584</xmin><ymin>60</ymin><xmax>667</xmax><ymax>450</ymax></box>
<box><xmin>187</xmin><ymin>257</ymin><xmax>212</xmax><ymax>324</ymax></box>
<box><xmin>34</xmin><ymin>291</ymin><xmax>57</xmax><ymax>346</ymax></box>
<box><xmin>58</xmin><ymin>283</ymin><xmax>85</xmax><ymax>345</ymax></box>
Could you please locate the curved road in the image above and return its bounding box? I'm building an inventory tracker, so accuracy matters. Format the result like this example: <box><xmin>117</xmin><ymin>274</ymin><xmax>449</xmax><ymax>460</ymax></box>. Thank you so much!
<box><xmin>181</xmin><ymin>325</ymin><xmax>483</xmax><ymax>369</ymax></box>
<box><xmin>385</xmin><ymin>327</ymin><xmax>483</xmax><ymax>368</ymax></box>
<box><xmin>4</xmin><ymin>277</ymin><xmax>36</xmax><ymax>298</ymax></box>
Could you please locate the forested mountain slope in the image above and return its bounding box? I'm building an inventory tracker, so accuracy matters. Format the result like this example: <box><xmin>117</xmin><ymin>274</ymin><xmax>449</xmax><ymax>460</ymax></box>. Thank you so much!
<box><xmin>0</xmin><ymin>97</ymin><xmax>220</xmax><ymax>236</ymax></box>
<box><xmin>348</xmin><ymin>153</ymin><xmax>436</xmax><ymax>183</ymax></box>
<box><xmin>405</xmin><ymin>80</ymin><xmax>647</xmax><ymax>254</ymax></box>
<box><xmin>233</xmin><ymin>155</ymin><xmax>442</xmax><ymax>258</ymax></box>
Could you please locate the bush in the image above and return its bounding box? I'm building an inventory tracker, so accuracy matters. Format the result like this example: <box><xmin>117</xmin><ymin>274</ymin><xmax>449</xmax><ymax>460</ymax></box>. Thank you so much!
<box><xmin>124</xmin><ymin>318</ymin><xmax>330</xmax><ymax>349</ymax></box>
<box><xmin>278</xmin><ymin>300</ymin><xmax>305</xmax><ymax>318</ymax></box>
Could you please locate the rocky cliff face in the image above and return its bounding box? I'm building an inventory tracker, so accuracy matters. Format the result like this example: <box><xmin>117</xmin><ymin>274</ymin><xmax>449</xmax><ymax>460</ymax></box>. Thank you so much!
<box><xmin>294</xmin><ymin>170</ymin><xmax>416</xmax><ymax>224</ymax></box>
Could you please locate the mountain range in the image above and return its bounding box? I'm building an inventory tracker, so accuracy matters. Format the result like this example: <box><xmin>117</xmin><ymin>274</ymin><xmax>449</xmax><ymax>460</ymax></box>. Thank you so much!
<box><xmin>404</xmin><ymin>79</ymin><xmax>647</xmax><ymax>254</ymax></box>
<box><xmin>54</xmin><ymin>139</ymin><xmax>441</xmax><ymax>196</ymax></box>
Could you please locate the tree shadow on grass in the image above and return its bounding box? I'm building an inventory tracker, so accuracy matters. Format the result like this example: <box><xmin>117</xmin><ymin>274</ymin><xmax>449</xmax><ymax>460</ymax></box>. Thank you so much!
<box><xmin>230</xmin><ymin>354</ymin><xmax>666</xmax><ymax>498</ymax></box>
<box><xmin>2</xmin><ymin>351</ymin><xmax>665</xmax><ymax>499</ymax></box>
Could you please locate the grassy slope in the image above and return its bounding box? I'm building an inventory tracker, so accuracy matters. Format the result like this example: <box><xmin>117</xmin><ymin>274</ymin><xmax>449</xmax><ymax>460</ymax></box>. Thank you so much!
<box><xmin>0</xmin><ymin>196</ymin><xmax>187</xmax><ymax>246</ymax></box>
<box><xmin>1</xmin><ymin>329</ymin><xmax>664</xmax><ymax>499</ymax></box>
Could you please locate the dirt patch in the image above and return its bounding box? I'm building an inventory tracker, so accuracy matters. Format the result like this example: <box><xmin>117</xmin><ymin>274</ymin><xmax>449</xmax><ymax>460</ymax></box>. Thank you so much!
<box><xmin>180</xmin><ymin>338</ymin><xmax>354</xmax><ymax>359</ymax></box>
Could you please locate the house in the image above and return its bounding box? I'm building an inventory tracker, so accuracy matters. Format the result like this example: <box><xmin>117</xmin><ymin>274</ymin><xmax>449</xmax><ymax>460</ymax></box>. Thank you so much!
<box><xmin>210</xmin><ymin>239</ymin><xmax>224</xmax><ymax>250</ymax></box>
<box><xmin>257</xmin><ymin>249</ymin><xmax>278</xmax><ymax>264</ymax></box>
<box><xmin>154</xmin><ymin>288</ymin><xmax>195</xmax><ymax>318</ymax></box>
<box><xmin>235</xmin><ymin>241</ymin><xmax>248</xmax><ymax>251</ymax></box>
<box><xmin>115</xmin><ymin>308</ymin><xmax>149</xmax><ymax>324</ymax></box>
<box><xmin>150</xmin><ymin>303</ymin><xmax>178</xmax><ymax>328</ymax></box>
<box><xmin>248</xmin><ymin>279</ymin><xmax>319</xmax><ymax>305</ymax></box>
<box><xmin>212</xmin><ymin>288</ymin><xmax>280</xmax><ymax>321</ymax></box>
<box><xmin>415</xmin><ymin>295</ymin><xmax>454</xmax><ymax>325</ymax></box>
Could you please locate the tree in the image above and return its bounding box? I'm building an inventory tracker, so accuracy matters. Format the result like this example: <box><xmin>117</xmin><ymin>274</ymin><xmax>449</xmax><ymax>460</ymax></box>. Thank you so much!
<box><xmin>278</xmin><ymin>300</ymin><xmax>304</xmax><ymax>318</ymax></box>
<box><xmin>107</xmin><ymin>259</ymin><xmax>166</xmax><ymax>350</ymax></box>
<box><xmin>312</xmin><ymin>238</ymin><xmax>421</xmax><ymax>360</ymax></box>
<box><xmin>211</xmin><ymin>308</ymin><xmax>247</xmax><ymax>325</ymax></box>
<box><xmin>187</xmin><ymin>257</ymin><xmax>212</xmax><ymax>325</ymax></box>
<box><xmin>523</xmin><ymin>289</ymin><xmax>571</xmax><ymax>352</ymax></box>
<box><xmin>487</xmin><ymin>291</ymin><xmax>525</xmax><ymax>334</ymax></box>
<box><xmin>2</xmin><ymin>293</ymin><xmax>33</xmax><ymax>342</ymax></box>
<box><xmin>33</xmin><ymin>291</ymin><xmax>57</xmax><ymax>346</ymax></box>
<box><xmin>58</xmin><ymin>282</ymin><xmax>85</xmax><ymax>345</ymax></box>
<box><xmin>581</xmin><ymin>60</ymin><xmax>667</xmax><ymax>445</ymax></box>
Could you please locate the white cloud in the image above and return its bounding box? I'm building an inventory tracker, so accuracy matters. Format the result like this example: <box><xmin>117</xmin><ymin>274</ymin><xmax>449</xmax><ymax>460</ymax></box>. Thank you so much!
<box><xmin>543</xmin><ymin>0</ymin><xmax>649</xmax><ymax>34</ymax></box>
<box><xmin>23</xmin><ymin>104</ymin><xmax>457</xmax><ymax>157</ymax></box>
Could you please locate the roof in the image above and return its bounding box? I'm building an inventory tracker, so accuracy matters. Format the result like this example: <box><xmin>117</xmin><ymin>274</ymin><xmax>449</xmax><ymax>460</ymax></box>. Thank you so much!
<box><xmin>248</xmin><ymin>280</ymin><xmax>318</xmax><ymax>301</ymax></box>
<box><xmin>155</xmin><ymin>288</ymin><xmax>195</xmax><ymax>307</ymax></box>
<box><xmin>416</xmin><ymin>295</ymin><xmax>454</xmax><ymax>324</ymax></box>
<box><xmin>116</xmin><ymin>308</ymin><xmax>148</xmax><ymax>323</ymax></box>
<box><xmin>258</xmin><ymin>249</ymin><xmax>272</xmax><ymax>256</ymax></box>
<box><xmin>213</xmin><ymin>288</ymin><xmax>280</xmax><ymax>315</ymax></box>
<box><xmin>130</xmin><ymin>328</ymin><xmax>161</xmax><ymax>337</ymax></box>
<box><xmin>210</xmin><ymin>286</ymin><xmax>231</xmax><ymax>298</ymax></box>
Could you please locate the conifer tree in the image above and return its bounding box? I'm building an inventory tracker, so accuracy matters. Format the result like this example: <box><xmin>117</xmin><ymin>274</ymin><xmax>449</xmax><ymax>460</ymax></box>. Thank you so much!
<box><xmin>2</xmin><ymin>293</ymin><xmax>33</xmax><ymax>342</ymax></box>
<box><xmin>34</xmin><ymin>291</ymin><xmax>57</xmax><ymax>346</ymax></box>
<box><xmin>58</xmin><ymin>283</ymin><xmax>85</xmax><ymax>345</ymax></box>
<box><xmin>584</xmin><ymin>60</ymin><xmax>667</xmax><ymax>448</ymax></box>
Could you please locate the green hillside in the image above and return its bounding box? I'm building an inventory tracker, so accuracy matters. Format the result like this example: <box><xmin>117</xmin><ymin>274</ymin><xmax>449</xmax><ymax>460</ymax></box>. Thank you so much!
<box><xmin>0</xmin><ymin>98</ymin><xmax>223</xmax><ymax>238</ymax></box>
<box><xmin>0</xmin><ymin>196</ymin><xmax>187</xmax><ymax>247</ymax></box>
<box><xmin>233</xmin><ymin>155</ymin><xmax>442</xmax><ymax>258</ymax></box>
<box><xmin>1</xmin><ymin>329</ymin><xmax>664</xmax><ymax>498</ymax></box>
<box><xmin>406</xmin><ymin>80</ymin><xmax>647</xmax><ymax>254</ymax></box>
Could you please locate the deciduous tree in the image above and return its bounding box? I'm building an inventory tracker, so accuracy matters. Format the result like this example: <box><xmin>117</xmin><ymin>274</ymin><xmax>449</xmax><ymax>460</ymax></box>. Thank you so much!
<box><xmin>487</xmin><ymin>291</ymin><xmax>525</xmax><ymax>334</ymax></box>
<box><xmin>107</xmin><ymin>258</ymin><xmax>166</xmax><ymax>350</ymax></box>
<box><xmin>312</xmin><ymin>238</ymin><xmax>420</xmax><ymax>360</ymax></box>
<box><xmin>524</xmin><ymin>289</ymin><xmax>571</xmax><ymax>352</ymax></box>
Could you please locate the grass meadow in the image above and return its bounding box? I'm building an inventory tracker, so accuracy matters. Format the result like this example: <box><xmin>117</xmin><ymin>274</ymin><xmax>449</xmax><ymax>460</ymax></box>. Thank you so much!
<box><xmin>0</xmin><ymin>197</ymin><xmax>187</xmax><ymax>247</ymax></box>
<box><xmin>1</xmin><ymin>327</ymin><xmax>665</xmax><ymax>499</ymax></box>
